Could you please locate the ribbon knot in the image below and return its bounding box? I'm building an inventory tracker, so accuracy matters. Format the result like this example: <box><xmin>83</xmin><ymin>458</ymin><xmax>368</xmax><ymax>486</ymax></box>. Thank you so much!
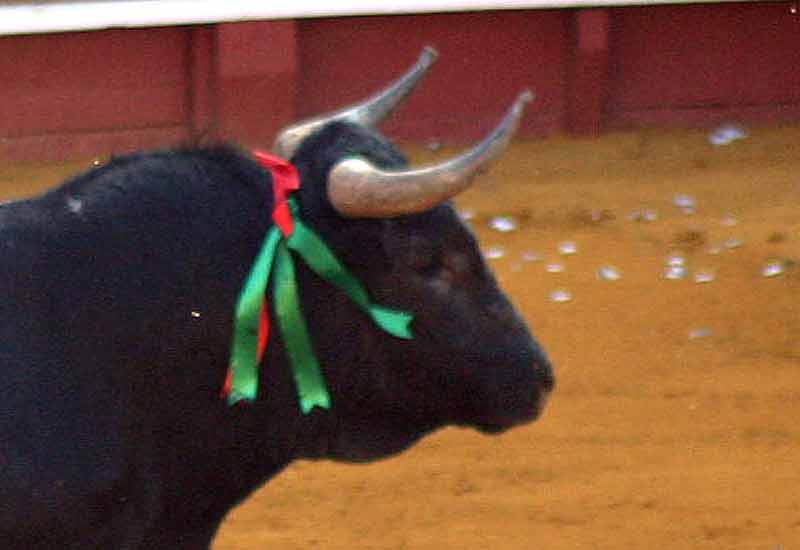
<box><xmin>256</xmin><ymin>150</ymin><xmax>298</xmax><ymax>238</ymax></box>
<box><xmin>225</xmin><ymin>151</ymin><xmax>414</xmax><ymax>414</ymax></box>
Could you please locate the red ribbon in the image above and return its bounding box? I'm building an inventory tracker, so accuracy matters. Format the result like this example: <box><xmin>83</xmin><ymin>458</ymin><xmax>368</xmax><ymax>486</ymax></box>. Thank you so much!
<box><xmin>253</xmin><ymin>150</ymin><xmax>299</xmax><ymax>237</ymax></box>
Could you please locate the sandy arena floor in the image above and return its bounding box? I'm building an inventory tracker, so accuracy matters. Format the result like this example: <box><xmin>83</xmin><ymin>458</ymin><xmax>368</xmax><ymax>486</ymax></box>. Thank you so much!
<box><xmin>3</xmin><ymin>126</ymin><xmax>799</xmax><ymax>549</ymax></box>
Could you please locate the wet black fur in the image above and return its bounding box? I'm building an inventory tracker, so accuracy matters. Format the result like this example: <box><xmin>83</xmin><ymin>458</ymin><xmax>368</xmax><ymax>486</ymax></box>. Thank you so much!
<box><xmin>0</xmin><ymin>122</ymin><xmax>553</xmax><ymax>548</ymax></box>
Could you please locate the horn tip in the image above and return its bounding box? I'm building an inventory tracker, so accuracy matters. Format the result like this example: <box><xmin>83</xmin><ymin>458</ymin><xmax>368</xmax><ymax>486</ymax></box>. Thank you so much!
<box><xmin>518</xmin><ymin>90</ymin><xmax>535</xmax><ymax>104</ymax></box>
<box><xmin>421</xmin><ymin>46</ymin><xmax>439</xmax><ymax>64</ymax></box>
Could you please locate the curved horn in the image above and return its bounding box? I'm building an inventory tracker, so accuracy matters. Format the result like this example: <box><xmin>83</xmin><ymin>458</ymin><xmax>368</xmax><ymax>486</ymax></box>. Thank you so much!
<box><xmin>273</xmin><ymin>46</ymin><xmax>438</xmax><ymax>159</ymax></box>
<box><xmin>328</xmin><ymin>90</ymin><xmax>534</xmax><ymax>218</ymax></box>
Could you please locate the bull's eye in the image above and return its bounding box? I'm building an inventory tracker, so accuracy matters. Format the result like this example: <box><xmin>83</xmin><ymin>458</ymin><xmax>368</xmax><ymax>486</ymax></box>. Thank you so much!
<box><xmin>444</xmin><ymin>252</ymin><xmax>470</xmax><ymax>276</ymax></box>
<box><xmin>412</xmin><ymin>253</ymin><xmax>443</xmax><ymax>278</ymax></box>
<box><xmin>406</xmin><ymin>241</ymin><xmax>440</xmax><ymax>274</ymax></box>
<box><xmin>425</xmin><ymin>252</ymin><xmax>473</xmax><ymax>292</ymax></box>
<box><xmin>407</xmin><ymin>248</ymin><xmax>453</xmax><ymax>293</ymax></box>
<box><xmin>403</xmin><ymin>234</ymin><xmax>474</xmax><ymax>287</ymax></box>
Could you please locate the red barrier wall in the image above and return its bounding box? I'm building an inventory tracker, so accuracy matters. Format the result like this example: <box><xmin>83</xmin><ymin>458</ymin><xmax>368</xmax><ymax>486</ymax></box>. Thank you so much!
<box><xmin>295</xmin><ymin>11</ymin><xmax>569</xmax><ymax>142</ymax></box>
<box><xmin>0</xmin><ymin>2</ymin><xmax>798</xmax><ymax>160</ymax></box>
<box><xmin>0</xmin><ymin>27</ymin><xmax>192</xmax><ymax>159</ymax></box>
<box><xmin>608</xmin><ymin>2</ymin><xmax>800</xmax><ymax>128</ymax></box>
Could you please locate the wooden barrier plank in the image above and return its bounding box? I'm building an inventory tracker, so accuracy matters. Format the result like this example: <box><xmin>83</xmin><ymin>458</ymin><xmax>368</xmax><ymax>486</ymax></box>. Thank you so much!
<box><xmin>216</xmin><ymin>20</ymin><xmax>299</xmax><ymax>148</ymax></box>
<box><xmin>296</xmin><ymin>11</ymin><xmax>569</xmax><ymax>142</ymax></box>
<box><xmin>567</xmin><ymin>9</ymin><xmax>610</xmax><ymax>134</ymax></box>
<box><xmin>0</xmin><ymin>28</ymin><xmax>189</xmax><ymax>138</ymax></box>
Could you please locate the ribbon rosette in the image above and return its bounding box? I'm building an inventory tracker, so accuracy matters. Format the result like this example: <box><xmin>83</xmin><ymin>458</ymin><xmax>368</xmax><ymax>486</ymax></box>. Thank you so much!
<box><xmin>225</xmin><ymin>151</ymin><xmax>414</xmax><ymax>414</ymax></box>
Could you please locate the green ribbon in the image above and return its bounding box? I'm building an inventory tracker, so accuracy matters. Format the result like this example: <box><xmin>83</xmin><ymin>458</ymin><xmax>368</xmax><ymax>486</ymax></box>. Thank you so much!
<box><xmin>227</xmin><ymin>199</ymin><xmax>414</xmax><ymax>413</ymax></box>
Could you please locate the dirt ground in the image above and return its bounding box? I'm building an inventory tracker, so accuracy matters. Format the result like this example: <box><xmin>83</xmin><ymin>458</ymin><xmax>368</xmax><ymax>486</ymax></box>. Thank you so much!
<box><xmin>3</xmin><ymin>126</ymin><xmax>799</xmax><ymax>549</ymax></box>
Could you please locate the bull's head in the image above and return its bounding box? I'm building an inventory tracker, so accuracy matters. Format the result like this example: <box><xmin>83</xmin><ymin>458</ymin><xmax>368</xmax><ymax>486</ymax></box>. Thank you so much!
<box><xmin>270</xmin><ymin>48</ymin><xmax>554</xmax><ymax>462</ymax></box>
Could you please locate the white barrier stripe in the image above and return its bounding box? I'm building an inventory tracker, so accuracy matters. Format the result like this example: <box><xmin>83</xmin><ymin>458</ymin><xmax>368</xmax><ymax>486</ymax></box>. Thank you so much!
<box><xmin>0</xmin><ymin>0</ymin><xmax>741</xmax><ymax>37</ymax></box>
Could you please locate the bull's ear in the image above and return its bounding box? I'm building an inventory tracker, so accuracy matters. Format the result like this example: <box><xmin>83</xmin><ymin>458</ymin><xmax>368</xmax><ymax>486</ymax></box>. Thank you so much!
<box><xmin>273</xmin><ymin>47</ymin><xmax>437</xmax><ymax>159</ymax></box>
<box><xmin>326</xmin><ymin>91</ymin><xmax>533</xmax><ymax>219</ymax></box>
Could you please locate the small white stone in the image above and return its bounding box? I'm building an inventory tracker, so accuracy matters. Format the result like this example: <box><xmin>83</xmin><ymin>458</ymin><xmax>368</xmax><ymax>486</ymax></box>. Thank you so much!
<box><xmin>549</xmin><ymin>289</ymin><xmax>573</xmax><ymax>303</ymax></box>
<box><xmin>693</xmin><ymin>270</ymin><xmax>715</xmax><ymax>284</ymax></box>
<box><xmin>558</xmin><ymin>241</ymin><xmax>578</xmax><ymax>255</ymax></box>
<box><xmin>673</xmin><ymin>194</ymin><xmax>696</xmax><ymax>209</ymax></box>
<box><xmin>663</xmin><ymin>266</ymin><xmax>688</xmax><ymax>280</ymax></box>
<box><xmin>488</xmin><ymin>215</ymin><xmax>518</xmax><ymax>232</ymax></box>
<box><xmin>724</xmin><ymin>237</ymin><xmax>744</xmax><ymax>249</ymax></box>
<box><xmin>190</xmin><ymin>311</ymin><xmax>202</xmax><ymax>318</ymax></box>
<box><xmin>762</xmin><ymin>261</ymin><xmax>785</xmax><ymax>278</ymax></box>
<box><xmin>708</xmin><ymin>124</ymin><xmax>748</xmax><ymax>146</ymax></box>
<box><xmin>545</xmin><ymin>263</ymin><xmax>565</xmax><ymax>273</ymax></box>
<box><xmin>666</xmin><ymin>254</ymin><xmax>686</xmax><ymax>267</ymax></box>
<box><xmin>628</xmin><ymin>209</ymin><xmax>658</xmax><ymax>222</ymax></box>
<box><xmin>597</xmin><ymin>266</ymin><xmax>622</xmax><ymax>281</ymax></box>
<box><xmin>484</xmin><ymin>246</ymin><xmax>506</xmax><ymax>260</ymax></box>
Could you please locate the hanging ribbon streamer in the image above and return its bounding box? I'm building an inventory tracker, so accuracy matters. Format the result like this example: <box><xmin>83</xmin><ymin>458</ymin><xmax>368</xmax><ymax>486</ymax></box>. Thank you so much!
<box><xmin>225</xmin><ymin>152</ymin><xmax>414</xmax><ymax>414</ymax></box>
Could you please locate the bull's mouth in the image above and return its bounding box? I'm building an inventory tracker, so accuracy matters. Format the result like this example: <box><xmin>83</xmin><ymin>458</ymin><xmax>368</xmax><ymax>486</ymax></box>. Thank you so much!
<box><xmin>474</xmin><ymin>382</ymin><xmax>553</xmax><ymax>435</ymax></box>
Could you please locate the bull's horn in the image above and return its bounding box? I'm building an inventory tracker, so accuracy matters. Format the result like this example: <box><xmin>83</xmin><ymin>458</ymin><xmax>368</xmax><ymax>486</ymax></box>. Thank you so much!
<box><xmin>273</xmin><ymin>46</ymin><xmax>438</xmax><ymax>159</ymax></box>
<box><xmin>327</xmin><ymin>90</ymin><xmax>534</xmax><ymax>218</ymax></box>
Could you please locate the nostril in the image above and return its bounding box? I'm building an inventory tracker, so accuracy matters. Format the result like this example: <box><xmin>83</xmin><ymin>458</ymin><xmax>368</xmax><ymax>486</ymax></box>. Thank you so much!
<box><xmin>536</xmin><ymin>362</ymin><xmax>555</xmax><ymax>393</ymax></box>
<box><xmin>540</xmin><ymin>374</ymin><xmax>555</xmax><ymax>394</ymax></box>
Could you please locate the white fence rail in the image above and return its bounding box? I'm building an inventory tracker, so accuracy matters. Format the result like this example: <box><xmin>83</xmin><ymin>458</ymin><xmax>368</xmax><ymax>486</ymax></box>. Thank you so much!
<box><xmin>0</xmin><ymin>0</ymin><xmax>743</xmax><ymax>36</ymax></box>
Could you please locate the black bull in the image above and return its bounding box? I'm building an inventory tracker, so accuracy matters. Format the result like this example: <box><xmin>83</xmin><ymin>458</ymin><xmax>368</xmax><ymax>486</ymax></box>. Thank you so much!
<box><xmin>0</xmin><ymin>118</ymin><xmax>554</xmax><ymax>547</ymax></box>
